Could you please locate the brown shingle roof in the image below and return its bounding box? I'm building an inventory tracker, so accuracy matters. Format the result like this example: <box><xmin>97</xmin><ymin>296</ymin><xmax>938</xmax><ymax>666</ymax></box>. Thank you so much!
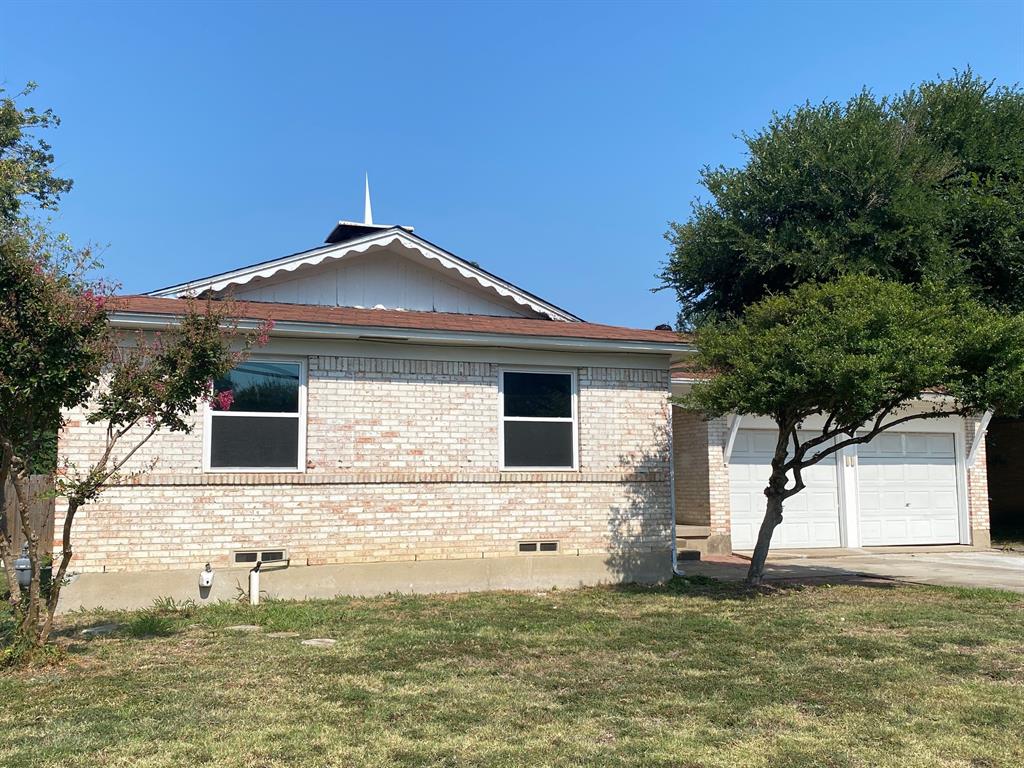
<box><xmin>110</xmin><ymin>296</ymin><xmax>692</xmax><ymax>346</ymax></box>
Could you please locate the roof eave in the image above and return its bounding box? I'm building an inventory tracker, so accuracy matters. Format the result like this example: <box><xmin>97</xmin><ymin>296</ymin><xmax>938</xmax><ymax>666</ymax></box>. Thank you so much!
<box><xmin>107</xmin><ymin>311</ymin><xmax>695</xmax><ymax>361</ymax></box>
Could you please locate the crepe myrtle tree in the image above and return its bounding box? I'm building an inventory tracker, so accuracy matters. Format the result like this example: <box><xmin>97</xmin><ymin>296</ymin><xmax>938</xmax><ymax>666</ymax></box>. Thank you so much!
<box><xmin>0</xmin><ymin>225</ymin><xmax>272</xmax><ymax>649</ymax></box>
<box><xmin>678</xmin><ymin>276</ymin><xmax>1024</xmax><ymax>585</ymax></box>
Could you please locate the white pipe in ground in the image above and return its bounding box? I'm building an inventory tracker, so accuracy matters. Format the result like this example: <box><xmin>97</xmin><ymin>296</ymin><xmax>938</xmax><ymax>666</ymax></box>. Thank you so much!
<box><xmin>249</xmin><ymin>563</ymin><xmax>261</xmax><ymax>606</ymax></box>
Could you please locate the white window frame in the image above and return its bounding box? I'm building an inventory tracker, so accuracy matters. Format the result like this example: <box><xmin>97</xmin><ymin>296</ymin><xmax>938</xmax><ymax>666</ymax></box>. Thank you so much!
<box><xmin>202</xmin><ymin>356</ymin><xmax>307</xmax><ymax>473</ymax></box>
<box><xmin>498</xmin><ymin>367</ymin><xmax>579</xmax><ymax>471</ymax></box>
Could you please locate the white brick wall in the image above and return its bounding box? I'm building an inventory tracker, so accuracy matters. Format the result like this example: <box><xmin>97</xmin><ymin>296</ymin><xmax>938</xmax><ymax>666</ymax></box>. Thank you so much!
<box><xmin>57</xmin><ymin>355</ymin><xmax>673</xmax><ymax>573</ymax></box>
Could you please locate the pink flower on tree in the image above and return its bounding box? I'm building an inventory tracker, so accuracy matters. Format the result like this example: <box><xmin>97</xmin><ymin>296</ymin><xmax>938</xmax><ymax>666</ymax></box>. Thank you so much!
<box><xmin>256</xmin><ymin>319</ymin><xmax>274</xmax><ymax>347</ymax></box>
<box><xmin>213</xmin><ymin>389</ymin><xmax>234</xmax><ymax>411</ymax></box>
<box><xmin>81</xmin><ymin>289</ymin><xmax>107</xmax><ymax>310</ymax></box>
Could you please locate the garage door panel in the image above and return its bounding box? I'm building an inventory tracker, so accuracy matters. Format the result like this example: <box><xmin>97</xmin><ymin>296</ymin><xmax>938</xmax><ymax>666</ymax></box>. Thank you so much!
<box><xmin>905</xmin><ymin>464</ymin><xmax>931</xmax><ymax>481</ymax></box>
<box><xmin>860</xmin><ymin>520</ymin><xmax>882</xmax><ymax>541</ymax></box>
<box><xmin>882</xmin><ymin>519</ymin><xmax>909</xmax><ymax>541</ymax></box>
<box><xmin>906</xmin><ymin>490</ymin><xmax>932</xmax><ymax>508</ymax></box>
<box><xmin>905</xmin><ymin>434</ymin><xmax>930</xmax><ymax>454</ymax></box>
<box><xmin>857</xmin><ymin>431</ymin><xmax>960</xmax><ymax>546</ymax></box>
<box><xmin>730</xmin><ymin>491</ymin><xmax>752</xmax><ymax>513</ymax></box>
<box><xmin>932</xmin><ymin>519</ymin><xmax>959</xmax><ymax>540</ymax></box>
<box><xmin>857</xmin><ymin>463</ymin><xmax>883</xmax><ymax>482</ymax></box>
<box><xmin>814</xmin><ymin>521</ymin><xmax>840</xmax><ymax>541</ymax></box>
<box><xmin>729</xmin><ymin>429</ymin><xmax>841</xmax><ymax>550</ymax></box>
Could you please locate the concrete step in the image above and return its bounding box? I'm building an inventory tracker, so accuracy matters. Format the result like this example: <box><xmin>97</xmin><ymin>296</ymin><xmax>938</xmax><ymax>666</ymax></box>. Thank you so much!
<box><xmin>677</xmin><ymin>549</ymin><xmax>702</xmax><ymax>562</ymax></box>
<box><xmin>676</xmin><ymin>524</ymin><xmax>711</xmax><ymax>538</ymax></box>
<box><xmin>677</xmin><ymin>536</ymin><xmax>712</xmax><ymax>556</ymax></box>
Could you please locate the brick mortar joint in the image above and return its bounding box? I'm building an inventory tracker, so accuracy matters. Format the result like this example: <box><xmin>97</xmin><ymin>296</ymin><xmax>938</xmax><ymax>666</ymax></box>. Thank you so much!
<box><xmin>101</xmin><ymin>471</ymin><xmax>671</xmax><ymax>487</ymax></box>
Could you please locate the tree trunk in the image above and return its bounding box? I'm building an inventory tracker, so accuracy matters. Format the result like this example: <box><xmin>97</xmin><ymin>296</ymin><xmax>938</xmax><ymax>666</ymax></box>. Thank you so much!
<box><xmin>746</xmin><ymin>482</ymin><xmax>786</xmax><ymax>586</ymax></box>
<box><xmin>9</xmin><ymin>467</ymin><xmax>44</xmax><ymax>643</ymax></box>
<box><xmin>40</xmin><ymin>498</ymin><xmax>78</xmax><ymax>642</ymax></box>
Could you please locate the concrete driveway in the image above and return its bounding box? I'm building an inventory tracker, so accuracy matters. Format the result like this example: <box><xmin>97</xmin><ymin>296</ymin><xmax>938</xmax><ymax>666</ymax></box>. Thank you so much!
<box><xmin>687</xmin><ymin>549</ymin><xmax>1024</xmax><ymax>593</ymax></box>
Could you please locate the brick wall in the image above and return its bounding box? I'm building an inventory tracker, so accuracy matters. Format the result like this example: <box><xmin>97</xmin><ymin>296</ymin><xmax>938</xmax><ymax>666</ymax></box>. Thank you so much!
<box><xmin>671</xmin><ymin>409</ymin><xmax>730</xmax><ymax>532</ymax></box>
<box><xmin>57</xmin><ymin>356</ymin><xmax>672</xmax><ymax>573</ymax></box>
<box><xmin>671</xmin><ymin>409</ymin><xmax>709</xmax><ymax>526</ymax></box>
<box><xmin>964</xmin><ymin>414</ymin><xmax>991</xmax><ymax>539</ymax></box>
<box><xmin>671</xmin><ymin>409</ymin><xmax>732</xmax><ymax>551</ymax></box>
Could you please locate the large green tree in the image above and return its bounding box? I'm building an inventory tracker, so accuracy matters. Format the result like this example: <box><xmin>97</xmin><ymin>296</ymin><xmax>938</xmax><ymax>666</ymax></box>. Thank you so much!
<box><xmin>660</xmin><ymin>70</ymin><xmax>1024</xmax><ymax>327</ymax></box>
<box><xmin>663</xmin><ymin>71</ymin><xmax>1024</xmax><ymax>582</ymax></box>
<box><xmin>682</xmin><ymin>276</ymin><xmax>1024</xmax><ymax>584</ymax></box>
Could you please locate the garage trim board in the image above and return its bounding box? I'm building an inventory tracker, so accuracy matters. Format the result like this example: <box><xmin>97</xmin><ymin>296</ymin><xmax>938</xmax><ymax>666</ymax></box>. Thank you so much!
<box><xmin>727</xmin><ymin>416</ymin><xmax>971</xmax><ymax>550</ymax></box>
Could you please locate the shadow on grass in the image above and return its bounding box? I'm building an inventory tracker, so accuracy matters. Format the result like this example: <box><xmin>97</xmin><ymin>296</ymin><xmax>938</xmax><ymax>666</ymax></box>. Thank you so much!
<box><xmin>610</xmin><ymin>568</ymin><xmax>902</xmax><ymax>603</ymax></box>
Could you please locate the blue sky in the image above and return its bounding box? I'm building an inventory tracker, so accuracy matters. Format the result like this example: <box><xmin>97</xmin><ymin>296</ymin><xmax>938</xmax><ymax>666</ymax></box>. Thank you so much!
<box><xmin>2</xmin><ymin>1</ymin><xmax>1022</xmax><ymax>328</ymax></box>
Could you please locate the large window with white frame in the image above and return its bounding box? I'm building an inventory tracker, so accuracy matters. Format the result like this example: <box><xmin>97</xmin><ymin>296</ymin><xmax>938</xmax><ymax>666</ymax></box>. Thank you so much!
<box><xmin>206</xmin><ymin>359</ymin><xmax>305</xmax><ymax>471</ymax></box>
<box><xmin>499</xmin><ymin>369</ymin><xmax>577</xmax><ymax>470</ymax></box>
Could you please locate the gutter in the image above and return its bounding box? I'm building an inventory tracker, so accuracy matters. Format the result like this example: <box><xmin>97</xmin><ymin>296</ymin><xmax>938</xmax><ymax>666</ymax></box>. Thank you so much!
<box><xmin>108</xmin><ymin>311</ymin><xmax>696</xmax><ymax>359</ymax></box>
<box><xmin>668</xmin><ymin>406</ymin><xmax>685</xmax><ymax>578</ymax></box>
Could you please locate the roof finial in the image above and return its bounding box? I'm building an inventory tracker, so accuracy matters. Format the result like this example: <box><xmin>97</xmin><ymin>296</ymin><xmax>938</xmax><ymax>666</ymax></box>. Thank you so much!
<box><xmin>363</xmin><ymin>173</ymin><xmax>374</xmax><ymax>226</ymax></box>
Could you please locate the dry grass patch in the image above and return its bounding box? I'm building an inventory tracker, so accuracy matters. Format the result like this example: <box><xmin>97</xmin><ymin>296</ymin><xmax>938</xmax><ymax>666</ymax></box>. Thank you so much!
<box><xmin>1</xmin><ymin>578</ymin><xmax>1023</xmax><ymax>767</ymax></box>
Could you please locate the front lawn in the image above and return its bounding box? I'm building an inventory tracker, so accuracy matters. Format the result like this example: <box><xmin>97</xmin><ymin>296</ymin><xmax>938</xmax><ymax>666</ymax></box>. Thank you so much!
<box><xmin>2</xmin><ymin>578</ymin><xmax>1022</xmax><ymax>767</ymax></box>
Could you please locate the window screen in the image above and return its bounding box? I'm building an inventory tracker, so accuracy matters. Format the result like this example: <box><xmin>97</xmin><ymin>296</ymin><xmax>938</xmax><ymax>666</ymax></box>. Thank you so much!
<box><xmin>501</xmin><ymin>371</ymin><xmax>575</xmax><ymax>469</ymax></box>
<box><xmin>209</xmin><ymin>361</ymin><xmax>302</xmax><ymax>470</ymax></box>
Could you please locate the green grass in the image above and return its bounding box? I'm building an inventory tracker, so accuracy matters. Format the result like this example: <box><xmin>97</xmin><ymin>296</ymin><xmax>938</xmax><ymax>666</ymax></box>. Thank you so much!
<box><xmin>2</xmin><ymin>578</ymin><xmax>1023</xmax><ymax>767</ymax></box>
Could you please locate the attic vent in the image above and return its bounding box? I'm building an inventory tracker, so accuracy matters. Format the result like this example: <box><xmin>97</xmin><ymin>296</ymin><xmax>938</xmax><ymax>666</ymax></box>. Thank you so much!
<box><xmin>234</xmin><ymin>549</ymin><xmax>288</xmax><ymax>566</ymax></box>
<box><xmin>518</xmin><ymin>541</ymin><xmax>559</xmax><ymax>554</ymax></box>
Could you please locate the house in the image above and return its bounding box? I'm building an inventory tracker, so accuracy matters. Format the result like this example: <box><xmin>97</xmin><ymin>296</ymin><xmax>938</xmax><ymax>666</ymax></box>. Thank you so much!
<box><xmin>56</xmin><ymin>214</ymin><xmax>692</xmax><ymax>609</ymax></box>
<box><xmin>55</xmin><ymin>209</ymin><xmax>994</xmax><ymax>610</ymax></box>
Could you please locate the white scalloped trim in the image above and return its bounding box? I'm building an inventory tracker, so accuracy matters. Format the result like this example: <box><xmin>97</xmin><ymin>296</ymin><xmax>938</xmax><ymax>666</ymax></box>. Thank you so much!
<box><xmin>152</xmin><ymin>232</ymin><xmax>576</xmax><ymax>322</ymax></box>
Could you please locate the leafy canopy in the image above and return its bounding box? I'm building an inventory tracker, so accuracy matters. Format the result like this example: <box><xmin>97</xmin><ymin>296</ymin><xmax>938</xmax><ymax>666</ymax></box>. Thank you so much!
<box><xmin>0</xmin><ymin>226</ymin><xmax>107</xmax><ymax>473</ymax></box>
<box><xmin>661</xmin><ymin>70</ymin><xmax>1024</xmax><ymax>327</ymax></box>
<box><xmin>0</xmin><ymin>83</ymin><xmax>73</xmax><ymax>224</ymax></box>
<box><xmin>683</xmin><ymin>275</ymin><xmax>1024</xmax><ymax>432</ymax></box>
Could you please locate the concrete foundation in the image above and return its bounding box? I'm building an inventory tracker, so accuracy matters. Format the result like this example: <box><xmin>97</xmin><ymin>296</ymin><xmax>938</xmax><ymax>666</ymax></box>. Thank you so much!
<box><xmin>56</xmin><ymin>550</ymin><xmax>672</xmax><ymax>613</ymax></box>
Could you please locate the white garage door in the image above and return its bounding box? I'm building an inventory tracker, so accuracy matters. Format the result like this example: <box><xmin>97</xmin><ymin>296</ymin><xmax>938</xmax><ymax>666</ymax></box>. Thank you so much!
<box><xmin>729</xmin><ymin>429</ymin><xmax>842</xmax><ymax>550</ymax></box>
<box><xmin>857</xmin><ymin>432</ymin><xmax>960</xmax><ymax>546</ymax></box>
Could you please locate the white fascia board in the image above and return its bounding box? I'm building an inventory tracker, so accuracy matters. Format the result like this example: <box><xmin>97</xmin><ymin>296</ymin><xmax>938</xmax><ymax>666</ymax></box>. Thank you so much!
<box><xmin>108</xmin><ymin>312</ymin><xmax>695</xmax><ymax>360</ymax></box>
<box><xmin>146</xmin><ymin>230</ymin><xmax>580</xmax><ymax>322</ymax></box>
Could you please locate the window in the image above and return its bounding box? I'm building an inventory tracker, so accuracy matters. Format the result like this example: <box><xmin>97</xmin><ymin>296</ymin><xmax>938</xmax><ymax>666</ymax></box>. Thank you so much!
<box><xmin>500</xmin><ymin>370</ymin><xmax>577</xmax><ymax>470</ymax></box>
<box><xmin>206</xmin><ymin>360</ymin><xmax>304</xmax><ymax>471</ymax></box>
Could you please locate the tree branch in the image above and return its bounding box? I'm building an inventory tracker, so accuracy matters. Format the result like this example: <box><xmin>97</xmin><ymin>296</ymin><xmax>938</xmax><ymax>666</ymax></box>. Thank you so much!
<box><xmin>793</xmin><ymin>407</ymin><xmax>967</xmax><ymax>469</ymax></box>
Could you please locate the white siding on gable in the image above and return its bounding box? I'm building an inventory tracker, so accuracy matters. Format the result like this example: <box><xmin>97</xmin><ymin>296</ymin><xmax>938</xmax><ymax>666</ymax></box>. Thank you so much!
<box><xmin>231</xmin><ymin>247</ymin><xmax>540</xmax><ymax>317</ymax></box>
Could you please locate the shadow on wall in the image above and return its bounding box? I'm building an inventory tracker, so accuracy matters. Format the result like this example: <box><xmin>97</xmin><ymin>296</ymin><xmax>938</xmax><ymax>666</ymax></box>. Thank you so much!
<box><xmin>604</xmin><ymin>430</ymin><xmax>674</xmax><ymax>585</ymax></box>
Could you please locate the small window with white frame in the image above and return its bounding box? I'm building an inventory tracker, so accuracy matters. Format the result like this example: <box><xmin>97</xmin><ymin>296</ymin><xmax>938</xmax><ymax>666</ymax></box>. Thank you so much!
<box><xmin>206</xmin><ymin>359</ymin><xmax>305</xmax><ymax>471</ymax></box>
<box><xmin>499</xmin><ymin>369</ymin><xmax>577</xmax><ymax>470</ymax></box>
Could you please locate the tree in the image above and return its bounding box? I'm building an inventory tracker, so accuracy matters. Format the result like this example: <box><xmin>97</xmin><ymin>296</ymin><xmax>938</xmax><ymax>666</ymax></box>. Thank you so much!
<box><xmin>0</xmin><ymin>84</ymin><xmax>271</xmax><ymax>650</ymax></box>
<box><xmin>659</xmin><ymin>70</ymin><xmax>1024</xmax><ymax>328</ymax></box>
<box><xmin>0</xmin><ymin>222</ymin><xmax>271</xmax><ymax>648</ymax></box>
<box><xmin>0</xmin><ymin>83</ymin><xmax>73</xmax><ymax>224</ymax></box>
<box><xmin>680</xmin><ymin>276</ymin><xmax>1024</xmax><ymax>584</ymax></box>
